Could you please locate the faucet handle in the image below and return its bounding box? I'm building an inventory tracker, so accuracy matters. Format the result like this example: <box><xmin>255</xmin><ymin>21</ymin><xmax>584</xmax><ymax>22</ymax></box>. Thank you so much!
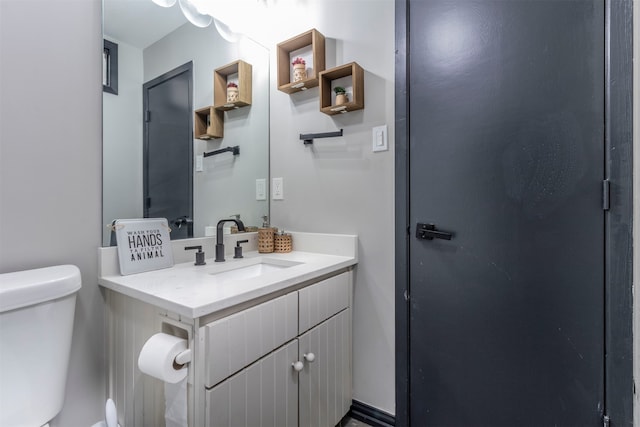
<box><xmin>234</xmin><ymin>239</ymin><xmax>249</xmax><ymax>259</ymax></box>
<box><xmin>185</xmin><ymin>245</ymin><xmax>206</xmax><ymax>266</ymax></box>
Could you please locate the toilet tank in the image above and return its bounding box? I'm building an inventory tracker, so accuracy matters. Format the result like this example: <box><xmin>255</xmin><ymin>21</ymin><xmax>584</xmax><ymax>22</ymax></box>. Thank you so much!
<box><xmin>0</xmin><ymin>265</ymin><xmax>81</xmax><ymax>427</ymax></box>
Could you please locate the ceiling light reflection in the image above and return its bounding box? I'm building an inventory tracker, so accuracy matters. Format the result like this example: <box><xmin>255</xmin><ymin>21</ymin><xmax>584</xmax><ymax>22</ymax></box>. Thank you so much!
<box><xmin>151</xmin><ymin>0</ymin><xmax>177</xmax><ymax>7</ymax></box>
<box><xmin>178</xmin><ymin>0</ymin><xmax>212</xmax><ymax>27</ymax></box>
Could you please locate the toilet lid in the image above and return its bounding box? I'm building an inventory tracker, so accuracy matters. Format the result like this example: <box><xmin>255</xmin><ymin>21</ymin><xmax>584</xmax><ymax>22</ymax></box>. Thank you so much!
<box><xmin>0</xmin><ymin>265</ymin><xmax>81</xmax><ymax>313</ymax></box>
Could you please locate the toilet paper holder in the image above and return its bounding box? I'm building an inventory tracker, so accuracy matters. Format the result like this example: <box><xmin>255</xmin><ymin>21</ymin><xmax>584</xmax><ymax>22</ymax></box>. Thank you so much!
<box><xmin>173</xmin><ymin>348</ymin><xmax>192</xmax><ymax>368</ymax></box>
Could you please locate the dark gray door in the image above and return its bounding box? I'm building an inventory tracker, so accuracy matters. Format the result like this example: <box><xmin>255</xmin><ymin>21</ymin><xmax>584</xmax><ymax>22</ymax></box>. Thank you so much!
<box><xmin>408</xmin><ymin>1</ymin><xmax>605</xmax><ymax>425</ymax></box>
<box><xmin>143</xmin><ymin>62</ymin><xmax>193</xmax><ymax>240</ymax></box>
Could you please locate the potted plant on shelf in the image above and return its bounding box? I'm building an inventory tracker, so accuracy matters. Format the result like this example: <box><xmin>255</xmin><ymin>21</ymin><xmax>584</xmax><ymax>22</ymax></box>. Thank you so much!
<box><xmin>226</xmin><ymin>82</ymin><xmax>239</xmax><ymax>102</ymax></box>
<box><xmin>291</xmin><ymin>57</ymin><xmax>307</xmax><ymax>82</ymax></box>
<box><xmin>334</xmin><ymin>86</ymin><xmax>348</xmax><ymax>105</ymax></box>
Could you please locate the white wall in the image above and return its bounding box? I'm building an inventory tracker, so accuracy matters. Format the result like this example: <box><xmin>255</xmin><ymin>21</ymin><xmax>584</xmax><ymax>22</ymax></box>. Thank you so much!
<box><xmin>254</xmin><ymin>0</ymin><xmax>397</xmax><ymax>414</ymax></box>
<box><xmin>0</xmin><ymin>0</ymin><xmax>105</xmax><ymax>425</ymax></box>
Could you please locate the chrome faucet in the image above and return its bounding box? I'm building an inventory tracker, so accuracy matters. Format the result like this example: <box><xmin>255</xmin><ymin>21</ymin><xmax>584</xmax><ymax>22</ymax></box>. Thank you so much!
<box><xmin>215</xmin><ymin>218</ymin><xmax>246</xmax><ymax>262</ymax></box>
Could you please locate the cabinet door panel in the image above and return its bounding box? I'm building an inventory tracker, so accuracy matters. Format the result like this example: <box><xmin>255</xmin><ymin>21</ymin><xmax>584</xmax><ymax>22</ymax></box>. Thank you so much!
<box><xmin>205</xmin><ymin>292</ymin><xmax>298</xmax><ymax>387</ymax></box>
<box><xmin>228</xmin><ymin>373</ymin><xmax>247</xmax><ymax>425</ymax></box>
<box><xmin>299</xmin><ymin>272</ymin><xmax>349</xmax><ymax>334</ymax></box>
<box><xmin>299</xmin><ymin>324</ymin><xmax>321</xmax><ymax>427</ymax></box>
<box><xmin>260</xmin><ymin>352</ymin><xmax>276</xmax><ymax>427</ymax></box>
<box><xmin>299</xmin><ymin>309</ymin><xmax>351</xmax><ymax>427</ymax></box>
<box><xmin>205</xmin><ymin>340</ymin><xmax>299</xmax><ymax>427</ymax></box>
<box><xmin>273</xmin><ymin>342</ymin><xmax>298</xmax><ymax>427</ymax></box>
<box><xmin>245</xmin><ymin>362</ymin><xmax>261</xmax><ymax>427</ymax></box>
<box><xmin>207</xmin><ymin>381</ymin><xmax>230</xmax><ymax>426</ymax></box>
<box><xmin>338</xmin><ymin>306</ymin><xmax>352</xmax><ymax>416</ymax></box>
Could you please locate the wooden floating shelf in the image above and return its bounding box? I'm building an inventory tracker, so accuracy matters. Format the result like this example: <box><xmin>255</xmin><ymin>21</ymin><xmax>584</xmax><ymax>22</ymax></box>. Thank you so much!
<box><xmin>319</xmin><ymin>62</ymin><xmax>365</xmax><ymax>115</ymax></box>
<box><xmin>194</xmin><ymin>106</ymin><xmax>223</xmax><ymax>140</ymax></box>
<box><xmin>214</xmin><ymin>60</ymin><xmax>252</xmax><ymax>111</ymax></box>
<box><xmin>277</xmin><ymin>29</ymin><xmax>325</xmax><ymax>94</ymax></box>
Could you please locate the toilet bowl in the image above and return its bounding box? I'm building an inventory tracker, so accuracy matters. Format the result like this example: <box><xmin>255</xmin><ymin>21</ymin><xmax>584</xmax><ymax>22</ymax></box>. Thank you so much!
<box><xmin>0</xmin><ymin>265</ymin><xmax>81</xmax><ymax>427</ymax></box>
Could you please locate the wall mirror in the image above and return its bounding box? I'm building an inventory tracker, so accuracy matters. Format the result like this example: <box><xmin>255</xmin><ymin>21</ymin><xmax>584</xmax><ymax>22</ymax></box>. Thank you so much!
<box><xmin>102</xmin><ymin>0</ymin><xmax>269</xmax><ymax>246</ymax></box>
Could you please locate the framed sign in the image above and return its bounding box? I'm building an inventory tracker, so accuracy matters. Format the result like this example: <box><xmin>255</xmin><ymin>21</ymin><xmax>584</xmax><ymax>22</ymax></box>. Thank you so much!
<box><xmin>114</xmin><ymin>218</ymin><xmax>174</xmax><ymax>275</ymax></box>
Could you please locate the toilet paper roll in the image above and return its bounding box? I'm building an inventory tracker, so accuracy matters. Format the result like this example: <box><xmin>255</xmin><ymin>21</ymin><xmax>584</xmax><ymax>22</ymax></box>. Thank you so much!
<box><xmin>138</xmin><ymin>333</ymin><xmax>188</xmax><ymax>384</ymax></box>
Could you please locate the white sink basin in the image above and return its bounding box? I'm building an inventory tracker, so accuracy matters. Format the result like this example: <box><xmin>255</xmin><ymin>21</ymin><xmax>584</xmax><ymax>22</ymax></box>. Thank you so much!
<box><xmin>208</xmin><ymin>259</ymin><xmax>302</xmax><ymax>282</ymax></box>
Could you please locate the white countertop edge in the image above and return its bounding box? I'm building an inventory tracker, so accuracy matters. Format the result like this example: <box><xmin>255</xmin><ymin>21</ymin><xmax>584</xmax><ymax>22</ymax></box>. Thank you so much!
<box><xmin>98</xmin><ymin>232</ymin><xmax>358</xmax><ymax>319</ymax></box>
<box><xmin>99</xmin><ymin>253</ymin><xmax>356</xmax><ymax>318</ymax></box>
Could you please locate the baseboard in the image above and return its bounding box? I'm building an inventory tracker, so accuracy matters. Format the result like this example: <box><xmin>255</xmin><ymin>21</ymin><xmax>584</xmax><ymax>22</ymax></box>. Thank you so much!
<box><xmin>349</xmin><ymin>400</ymin><xmax>396</xmax><ymax>427</ymax></box>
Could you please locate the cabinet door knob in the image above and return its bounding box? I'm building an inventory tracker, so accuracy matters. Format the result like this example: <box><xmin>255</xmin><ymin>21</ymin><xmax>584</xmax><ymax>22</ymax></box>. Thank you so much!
<box><xmin>304</xmin><ymin>352</ymin><xmax>316</xmax><ymax>363</ymax></box>
<box><xmin>292</xmin><ymin>361</ymin><xmax>304</xmax><ymax>372</ymax></box>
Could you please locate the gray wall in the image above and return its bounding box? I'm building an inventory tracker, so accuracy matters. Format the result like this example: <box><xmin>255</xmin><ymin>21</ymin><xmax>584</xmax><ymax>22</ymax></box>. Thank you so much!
<box><xmin>0</xmin><ymin>0</ymin><xmax>105</xmax><ymax>425</ymax></box>
<box><xmin>143</xmin><ymin>25</ymin><xmax>270</xmax><ymax>234</ymax></box>
<box><xmin>103</xmin><ymin>23</ymin><xmax>270</xmax><ymax>241</ymax></box>
<box><xmin>102</xmin><ymin>38</ymin><xmax>144</xmax><ymax>245</ymax></box>
<box><xmin>258</xmin><ymin>0</ymin><xmax>397</xmax><ymax>414</ymax></box>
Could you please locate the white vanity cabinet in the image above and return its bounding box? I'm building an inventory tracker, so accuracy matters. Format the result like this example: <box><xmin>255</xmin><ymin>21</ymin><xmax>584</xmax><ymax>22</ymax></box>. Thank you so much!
<box><xmin>202</xmin><ymin>272</ymin><xmax>352</xmax><ymax>427</ymax></box>
<box><xmin>298</xmin><ymin>309</ymin><xmax>351</xmax><ymax>427</ymax></box>
<box><xmin>100</xmin><ymin>232</ymin><xmax>357</xmax><ymax>427</ymax></box>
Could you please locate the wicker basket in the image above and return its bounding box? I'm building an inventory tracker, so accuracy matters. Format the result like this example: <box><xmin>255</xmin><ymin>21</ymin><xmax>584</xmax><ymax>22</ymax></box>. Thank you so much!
<box><xmin>258</xmin><ymin>228</ymin><xmax>276</xmax><ymax>253</ymax></box>
<box><xmin>274</xmin><ymin>233</ymin><xmax>292</xmax><ymax>253</ymax></box>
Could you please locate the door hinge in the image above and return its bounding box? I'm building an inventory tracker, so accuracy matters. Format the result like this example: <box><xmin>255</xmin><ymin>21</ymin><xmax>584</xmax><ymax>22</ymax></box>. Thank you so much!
<box><xmin>602</xmin><ymin>179</ymin><xmax>610</xmax><ymax>211</ymax></box>
<box><xmin>602</xmin><ymin>414</ymin><xmax>610</xmax><ymax>427</ymax></box>
<box><xmin>145</xmin><ymin>110</ymin><xmax>151</xmax><ymax>122</ymax></box>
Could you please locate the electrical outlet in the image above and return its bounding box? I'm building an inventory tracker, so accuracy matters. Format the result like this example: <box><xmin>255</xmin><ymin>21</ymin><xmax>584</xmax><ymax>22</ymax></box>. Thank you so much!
<box><xmin>272</xmin><ymin>177</ymin><xmax>284</xmax><ymax>200</ymax></box>
<box><xmin>256</xmin><ymin>178</ymin><xmax>266</xmax><ymax>200</ymax></box>
<box><xmin>195</xmin><ymin>155</ymin><xmax>204</xmax><ymax>172</ymax></box>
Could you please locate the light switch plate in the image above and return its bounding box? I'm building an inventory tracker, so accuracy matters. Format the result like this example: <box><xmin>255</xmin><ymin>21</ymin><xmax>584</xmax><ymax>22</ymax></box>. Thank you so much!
<box><xmin>195</xmin><ymin>155</ymin><xmax>204</xmax><ymax>172</ymax></box>
<box><xmin>372</xmin><ymin>125</ymin><xmax>388</xmax><ymax>152</ymax></box>
<box><xmin>256</xmin><ymin>178</ymin><xmax>266</xmax><ymax>200</ymax></box>
<box><xmin>272</xmin><ymin>177</ymin><xmax>284</xmax><ymax>200</ymax></box>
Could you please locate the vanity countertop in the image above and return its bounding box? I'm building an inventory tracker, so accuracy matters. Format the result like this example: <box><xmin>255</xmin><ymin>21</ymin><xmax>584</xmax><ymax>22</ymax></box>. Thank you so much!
<box><xmin>98</xmin><ymin>232</ymin><xmax>357</xmax><ymax>319</ymax></box>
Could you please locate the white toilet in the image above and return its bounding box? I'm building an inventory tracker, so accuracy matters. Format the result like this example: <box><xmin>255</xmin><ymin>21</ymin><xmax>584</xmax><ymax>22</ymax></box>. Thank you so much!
<box><xmin>0</xmin><ymin>265</ymin><xmax>81</xmax><ymax>427</ymax></box>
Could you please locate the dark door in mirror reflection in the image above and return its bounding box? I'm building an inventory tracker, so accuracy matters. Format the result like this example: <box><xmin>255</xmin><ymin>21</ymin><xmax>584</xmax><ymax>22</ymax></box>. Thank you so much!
<box><xmin>143</xmin><ymin>62</ymin><xmax>193</xmax><ymax>240</ymax></box>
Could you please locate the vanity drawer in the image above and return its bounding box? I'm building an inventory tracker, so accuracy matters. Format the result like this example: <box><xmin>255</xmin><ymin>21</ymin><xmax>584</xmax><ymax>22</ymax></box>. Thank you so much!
<box><xmin>205</xmin><ymin>339</ymin><xmax>299</xmax><ymax>427</ymax></box>
<box><xmin>298</xmin><ymin>272</ymin><xmax>350</xmax><ymax>334</ymax></box>
<box><xmin>204</xmin><ymin>292</ymin><xmax>298</xmax><ymax>387</ymax></box>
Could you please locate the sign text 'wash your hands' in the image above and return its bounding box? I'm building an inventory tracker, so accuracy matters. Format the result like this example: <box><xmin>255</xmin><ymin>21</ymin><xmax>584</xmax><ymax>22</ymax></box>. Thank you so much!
<box><xmin>114</xmin><ymin>218</ymin><xmax>174</xmax><ymax>275</ymax></box>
